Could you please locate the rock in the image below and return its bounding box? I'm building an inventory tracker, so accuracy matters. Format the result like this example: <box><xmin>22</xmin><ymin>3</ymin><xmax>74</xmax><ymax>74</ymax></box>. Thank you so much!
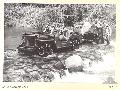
<box><xmin>13</xmin><ymin>69</ymin><xmax>25</xmax><ymax>75</ymax></box>
<box><xmin>24</xmin><ymin>66</ymin><xmax>34</xmax><ymax>72</ymax></box>
<box><xmin>68</xmin><ymin>66</ymin><xmax>84</xmax><ymax>73</ymax></box>
<box><xmin>32</xmin><ymin>65</ymin><xmax>39</xmax><ymax>71</ymax></box>
<box><xmin>14</xmin><ymin>62</ymin><xmax>23</xmax><ymax>67</ymax></box>
<box><xmin>6</xmin><ymin>69</ymin><xmax>25</xmax><ymax>82</ymax></box>
<box><xmin>3</xmin><ymin>74</ymin><xmax>11</xmax><ymax>82</ymax></box>
<box><xmin>41</xmin><ymin>72</ymin><xmax>54</xmax><ymax>82</ymax></box>
<box><xmin>4</xmin><ymin>61</ymin><xmax>14</xmax><ymax>69</ymax></box>
<box><xmin>17</xmin><ymin>58</ymin><xmax>25</xmax><ymax>63</ymax></box>
<box><xmin>29</xmin><ymin>71</ymin><xmax>41</xmax><ymax>81</ymax></box>
<box><xmin>65</xmin><ymin>55</ymin><xmax>84</xmax><ymax>73</ymax></box>
<box><xmin>7</xmin><ymin>68</ymin><xmax>14</xmax><ymax>74</ymax></box>
<box><xmin>22</xmin><ymin>74</ymin><xmax>32</xmax><ymax>82</ymax></box>
<box><xmin>12</xmin><ymin>75</ymin><xmax>23</xmax><ymax>82</ymax></box>
<box><xmin>53</xmin><ymin>61</ymin><xmax>66</xmax><ymax>70</ymax></box>
<box><xmin>4</xmin><ymin>50</ymin><xmax>18</xmax><ymax>59</ymax></box>
<box><xmin>38</xmin><ymin>69</ymin><xmax>47</xmax><ymax>75</ymax></box>
<box><xmin>65</xmin><ymin>55</ymin><xmax>83</xmax><ymax>68</ymax></box>
<box><xmin>41</xmin><ymin>64</ymin><xmax>53</xmax><ymax>69</ymax></box>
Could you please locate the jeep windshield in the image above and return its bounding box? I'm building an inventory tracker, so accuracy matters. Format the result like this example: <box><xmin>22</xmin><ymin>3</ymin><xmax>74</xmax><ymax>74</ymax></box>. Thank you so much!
<box><xmin>22</xmin><ymin>35</ymin><xmax>37</xmax><ymax>47</ymax></box>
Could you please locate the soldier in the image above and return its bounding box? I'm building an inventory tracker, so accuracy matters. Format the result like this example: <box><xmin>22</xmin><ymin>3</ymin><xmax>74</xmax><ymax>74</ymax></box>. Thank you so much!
<box><xmin>81</xmin><ymin>18</ymin><xmax>92</xmax><ymax>35</ymax></box>
<box><xmin>63</xmin><ymin>27</ymin><xmax>74</xmax><ymax>40</ymax></box>
<box><xmin>59</xmin><ymin>30</ymin><xmax>67</xmax><ymax>41</ymax></box>
<box><xmin>94</xmin><ymin>19</ymin><xmax>104</xmax><ymax>44</ymax></box>
<box><xmin>49</xmin><ymin>25</ymin><xmax>55</xmax><ymax>35</ymax></box>
<box><xmin>44</xmin><ymin>26</ymin><xmax>51</xmax><ymax>34</ymax></box>
<box><xmin>104</xmin><ymin>25</ymin><xmax>112</xmax><ymax>45</ymax></box>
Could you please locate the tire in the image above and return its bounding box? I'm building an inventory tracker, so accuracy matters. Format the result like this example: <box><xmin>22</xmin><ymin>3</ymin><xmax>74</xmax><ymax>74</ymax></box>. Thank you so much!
<box><xmin>38</xmin><ymin>47</ymin><xmax>46</xmax><ymax>56</ymax></box>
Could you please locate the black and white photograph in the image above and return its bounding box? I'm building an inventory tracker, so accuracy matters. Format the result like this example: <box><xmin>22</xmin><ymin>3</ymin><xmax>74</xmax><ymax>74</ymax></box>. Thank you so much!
<box><xmin>4</xmin><ymin>3</ymin><xmax>116</xmax><ymax>83</ymax></box>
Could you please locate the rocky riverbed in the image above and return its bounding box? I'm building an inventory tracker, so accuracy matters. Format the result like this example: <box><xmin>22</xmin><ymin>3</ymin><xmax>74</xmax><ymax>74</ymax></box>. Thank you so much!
<box><xmin>3</xmin><ymin>42</ymin><xmax>115</xmax><ymax>83</ymax></box>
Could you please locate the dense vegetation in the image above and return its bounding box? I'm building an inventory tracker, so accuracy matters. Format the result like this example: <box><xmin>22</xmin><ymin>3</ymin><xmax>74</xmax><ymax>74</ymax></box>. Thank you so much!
<box><xmin>4</xmin><ymin>4</ymin><xmax>115</xmax><ymax>31</ymax></box>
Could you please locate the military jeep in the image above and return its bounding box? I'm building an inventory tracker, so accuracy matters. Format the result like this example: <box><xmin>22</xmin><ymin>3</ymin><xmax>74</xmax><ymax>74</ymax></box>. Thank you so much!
<box><xmin>17</xmin><ymin>32</ymin><xmax>82</xmax><ymax>56</ymax></box>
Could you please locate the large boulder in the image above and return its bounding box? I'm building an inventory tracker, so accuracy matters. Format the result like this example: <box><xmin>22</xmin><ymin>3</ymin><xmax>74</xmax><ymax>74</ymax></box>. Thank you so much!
<box><xmin>65</xmin><ymin>55</ymin><xmax>83</xmax><ymax>73</ymax></box>
<box><xmin>65</xmin><ymin>55</ymin><xmax>83</xmax><ymax>68</ymax></box>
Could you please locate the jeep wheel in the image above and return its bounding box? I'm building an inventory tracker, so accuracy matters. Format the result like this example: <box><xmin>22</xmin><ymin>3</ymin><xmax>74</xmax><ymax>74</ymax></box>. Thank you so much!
<box><xmin>38</xmin><ymin>48</ymin><xmax>46</xmax><ymax>56</ymax></box>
